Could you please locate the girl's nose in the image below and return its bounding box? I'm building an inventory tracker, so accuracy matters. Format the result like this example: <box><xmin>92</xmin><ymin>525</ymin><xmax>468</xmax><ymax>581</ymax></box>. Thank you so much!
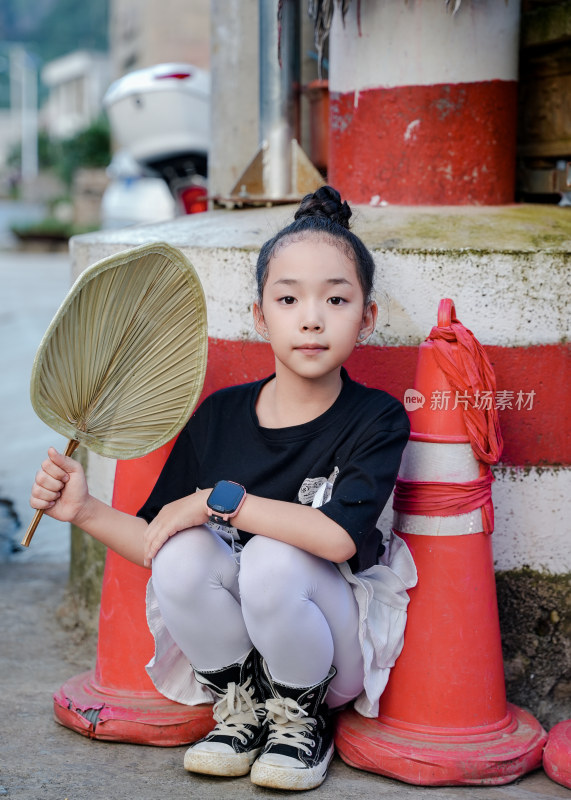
<box><xmin>300</xmin><ymin>301</ymin><xmax>323</xmax><ymax>332</ymax></box>
<box><xmin>302</xmin><ymin>318</ymin><xmax>323</xmax><ymax>332</ymax></box>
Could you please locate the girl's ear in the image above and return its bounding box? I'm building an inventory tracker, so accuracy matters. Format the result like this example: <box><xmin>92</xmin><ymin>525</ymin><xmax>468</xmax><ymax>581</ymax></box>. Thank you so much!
<box><xmin>253</xmin><ymin>302</ymin><xmax>269</xmax><ymax>340</ymax></box>
<box><xmin>357</xmin><ymin>301</ymin><xmax>378</xmax><ymax>343</ymax></box>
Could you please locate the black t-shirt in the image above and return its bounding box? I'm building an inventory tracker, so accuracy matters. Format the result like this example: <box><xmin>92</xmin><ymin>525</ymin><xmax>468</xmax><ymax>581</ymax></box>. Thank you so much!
<box><xmin>137</xmin><ymin>368</ymin><xmax>410</xmax><ymax>572</ymax></box>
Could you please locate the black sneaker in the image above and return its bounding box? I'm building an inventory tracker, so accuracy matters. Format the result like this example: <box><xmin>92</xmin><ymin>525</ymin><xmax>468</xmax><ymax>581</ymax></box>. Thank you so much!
<box><xmin>183</xmin><ymin>648</ymin><xmax>269</xmax><ymax>776</ymax></box>
<box><xmin>250</xmin><ymin>664</ymin><xmax>336</xmax><ymax>790</ymax></box>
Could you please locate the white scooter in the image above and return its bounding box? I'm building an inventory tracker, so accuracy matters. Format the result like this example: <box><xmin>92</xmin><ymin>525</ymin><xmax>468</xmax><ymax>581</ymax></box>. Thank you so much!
<box><xmin>101</xmin><ymin>63</ymin><xmax>210</xmax><ymax>228</ymax></box>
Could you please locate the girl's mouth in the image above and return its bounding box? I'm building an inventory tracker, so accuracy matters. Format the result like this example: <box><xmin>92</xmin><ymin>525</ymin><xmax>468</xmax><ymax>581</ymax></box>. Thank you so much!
<box><xmin>295</xmin><ymin>344</ymin><xmax>327</xmax><ymax>354</ymax></box>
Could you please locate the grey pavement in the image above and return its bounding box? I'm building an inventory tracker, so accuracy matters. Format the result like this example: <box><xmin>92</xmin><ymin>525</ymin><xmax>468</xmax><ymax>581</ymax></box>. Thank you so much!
<box><xmin>0</xmin><ymin>242</ymin><xmax>568</xmax><ymax>800</ymax></box>
<box><xmin>1</xmin><ymin>561</ymin><xmax>569</xmax><ymax>800</ymax></box>
<box><xmin>0</xmin><ymin>248</ymin><xmax>71</xmax><ymax>562</ymax></box>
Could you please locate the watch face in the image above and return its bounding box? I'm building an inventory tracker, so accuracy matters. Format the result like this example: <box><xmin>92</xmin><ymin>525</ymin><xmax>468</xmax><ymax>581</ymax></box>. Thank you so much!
<box><xmin>209</xmin><ymin>481</ymin><xmax>245</xmax><ymax>514</ymax></box>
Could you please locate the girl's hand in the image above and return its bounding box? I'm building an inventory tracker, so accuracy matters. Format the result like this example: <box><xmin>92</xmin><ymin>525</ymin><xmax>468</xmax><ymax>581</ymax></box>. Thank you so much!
<box><xmin>30</xmin><ymin>446</ymin><xmax>89</xmax><ymax>524</ymax></box>
<box><xmin>143</xmin><ymin>490</ymin><xmax>210</xmax><ymax>567</ymax></box>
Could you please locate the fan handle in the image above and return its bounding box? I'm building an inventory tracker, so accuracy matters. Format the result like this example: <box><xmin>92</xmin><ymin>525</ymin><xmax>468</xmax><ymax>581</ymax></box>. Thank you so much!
<box><xmin>21</xmin><ymin>439</ymin><xmax>80</xmax><ymax>548</ymax></box>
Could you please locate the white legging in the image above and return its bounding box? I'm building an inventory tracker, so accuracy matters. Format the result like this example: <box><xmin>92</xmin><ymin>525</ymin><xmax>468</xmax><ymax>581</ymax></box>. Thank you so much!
<box><xmin>151</xmin><ymin>525</ymin><xmax>364</xmax><ymax>708</ymax></box>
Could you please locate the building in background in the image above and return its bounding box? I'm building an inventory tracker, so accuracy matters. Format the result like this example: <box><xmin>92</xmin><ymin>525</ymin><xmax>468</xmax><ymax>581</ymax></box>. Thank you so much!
<box><xmin>41</xmin><ymin>50</ymin><xmax>110</xmax><ymax>140</ymax></box>
<box><xmin>109</xmin><ymin>0</ymin><xmax>210</xmax><ymax>80</ymax></box>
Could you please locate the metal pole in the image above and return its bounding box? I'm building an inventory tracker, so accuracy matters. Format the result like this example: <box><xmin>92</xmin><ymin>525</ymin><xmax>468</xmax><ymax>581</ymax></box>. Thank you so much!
<box><xmin>16</xmin><ymin>47</ymin><xmax>38</xmax><ymax>186</ymax></box>
<box><xmin>9</xmin><ymin>47</ymin><xmax>20</xmax><ymax>116</ymax></box>
<box><xmin>259</xmin><ymin>0</ymin><xmax>299</xmax><ymax>198</ymax></box>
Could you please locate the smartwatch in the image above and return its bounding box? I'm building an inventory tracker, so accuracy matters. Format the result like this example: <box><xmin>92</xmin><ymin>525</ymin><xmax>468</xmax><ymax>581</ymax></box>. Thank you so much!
<box><xmin>206</xmin><ymin>480</ymin><xmax>247</xmax><ymax>524</ymax></box>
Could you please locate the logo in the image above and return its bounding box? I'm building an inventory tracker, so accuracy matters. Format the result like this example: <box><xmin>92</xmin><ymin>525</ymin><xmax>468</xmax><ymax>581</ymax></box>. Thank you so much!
<box><xmin>404</xmin><ymin>389</ymin><xmax>426</xmax><ymax>412</ymax></box>
<box><xmin>298</xmin><ymin>476</ymin><xmax>327</xmax><ymax>505</ymax></box>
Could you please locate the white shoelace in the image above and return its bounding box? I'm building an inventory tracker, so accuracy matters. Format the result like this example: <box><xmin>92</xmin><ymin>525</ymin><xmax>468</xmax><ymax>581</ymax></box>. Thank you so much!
<box><xmin>209</xmin><ymin>677</ymin><xmax>265</xmax><ymax>746</ymax></box>
<box><xmin>265</xmin><ymin>696</ymin><xmax>315</xmax><ymax>756</ymax></box>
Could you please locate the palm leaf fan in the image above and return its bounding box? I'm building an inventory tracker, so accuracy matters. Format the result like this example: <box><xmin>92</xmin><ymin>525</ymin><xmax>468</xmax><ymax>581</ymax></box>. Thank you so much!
<box><xmin>22</xmin><ymin>241</ymin><xmax>208</xmax><ymax>547</ymax></box>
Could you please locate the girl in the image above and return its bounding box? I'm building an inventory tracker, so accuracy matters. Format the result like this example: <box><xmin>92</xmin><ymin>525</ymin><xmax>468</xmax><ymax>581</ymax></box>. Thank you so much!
<box><xmin>30</xmin><ymin>186</ymin><xmax>414</xmax><ymax>791</ymax></box>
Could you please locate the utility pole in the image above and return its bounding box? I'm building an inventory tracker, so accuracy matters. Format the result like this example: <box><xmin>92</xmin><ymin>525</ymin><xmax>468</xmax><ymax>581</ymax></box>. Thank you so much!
<box><xmin>10</xmin><ymin>46</ymin><xmax>38</xmax><ymax>188</ymax></box>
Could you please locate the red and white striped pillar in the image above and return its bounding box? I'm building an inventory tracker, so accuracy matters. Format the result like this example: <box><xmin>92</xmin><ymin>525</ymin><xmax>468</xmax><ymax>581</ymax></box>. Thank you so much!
<box><xmin>327</xmin><ymin>1</ymin><xmax>521</xmax><ymax>205</ymax></box>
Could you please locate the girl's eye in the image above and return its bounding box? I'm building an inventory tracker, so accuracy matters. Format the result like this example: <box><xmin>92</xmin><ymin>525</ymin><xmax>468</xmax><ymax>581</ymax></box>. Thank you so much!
<box><xmin>279</xmin><ymin>296</ymin><xmax>296</xmax><ymax>305</ymax></box>
<box><xmin>328</xmin><ymin>296</ymin><xmax>346</xmax><ymax>306</ymax></box>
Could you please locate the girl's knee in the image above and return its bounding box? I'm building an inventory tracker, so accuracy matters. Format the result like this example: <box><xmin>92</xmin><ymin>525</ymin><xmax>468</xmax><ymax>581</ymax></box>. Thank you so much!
<box><xmin>152</xmin><ymin>526</ymin><xmax>226</xmax><ymax>604</ymax></box>
<box><xmin>241</xmin><ymin>536</ymin><xmax>295</xmax><ymax>583</ymax></box>
<box><xmin>239</xmin><ymin>536</ymin><xmax>315</xmax><ymax>613</ymax></box>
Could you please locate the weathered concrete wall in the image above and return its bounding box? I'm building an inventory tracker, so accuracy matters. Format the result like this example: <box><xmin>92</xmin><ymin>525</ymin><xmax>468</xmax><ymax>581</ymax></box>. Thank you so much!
<box><xmin>68</xmin><ymin>203</ymin><xmax>570</xmax><ymax>725</ymax></box>
<box><xmin>496</xmin><ymin>568</ymin><xmax>571</xmax><ymax>730</ymax></box>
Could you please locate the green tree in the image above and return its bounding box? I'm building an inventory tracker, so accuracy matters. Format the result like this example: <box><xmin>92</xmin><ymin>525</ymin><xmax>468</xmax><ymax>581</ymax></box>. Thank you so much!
<box><xmin>8</xmin><ymin>116</ymin><xmax>111</xmax><ymax>187</ymax></box>
<box><xmin>0</xmin><ymin>0</ymin><xmax>109</xmax><ymax>107</ymax></box>
<box><xmin>55</xmin><ymin>116</ymin><xmax>111</xmax><ymax>186</ymax></box>
<box><xmin>7</xmin><ymin>128</ymin><xmax>57</xmax><ymax>170</ymax></box>
<box><xmin>33</xmin><ymin>0</ymin><xmax>109</xmax><ymax>63</ymax></box>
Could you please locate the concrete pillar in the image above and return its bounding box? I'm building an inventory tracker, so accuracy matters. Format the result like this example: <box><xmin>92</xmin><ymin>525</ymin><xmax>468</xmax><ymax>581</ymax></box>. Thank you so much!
<box><xmin>328</xmin><ymin>0</ymin><xmax>521</xmax><ymax>205</ymax></box>
<box><xmin>209</xmin><ymin>0</ymin><xmax>259</xmax><ymax>198</ymax></box>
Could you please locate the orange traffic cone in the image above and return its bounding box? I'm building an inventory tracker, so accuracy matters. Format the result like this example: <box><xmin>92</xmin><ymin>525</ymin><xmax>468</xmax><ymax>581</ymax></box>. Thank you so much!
<box><xmin>544</xmin><ymin>721</ymin><xmax>571</xmax><ymax>789</ymax></box>
<box><xmin>335</xmin><ymin>299</ymin><xmax>547</xmax><ymax>785</ymax></box>
<box><xmin>53</xmin><ymin>442</ymin><xmax>214</xmax><ymax>745</ymax></box>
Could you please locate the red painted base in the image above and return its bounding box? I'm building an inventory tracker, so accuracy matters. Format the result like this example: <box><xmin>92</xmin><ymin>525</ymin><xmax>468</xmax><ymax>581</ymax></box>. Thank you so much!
<box><xmin>334</xmin><ymin>703</ymin><xmax>547</xmax><ymax>786</ymax></box>
<box><xmin>543</xmin><ymin>720</ymin><xmax>571</xmax><ymax>789</ymax></box>
<box><xmin>329</xmin><ymin>80</ymin><xmax>518</xmax><ymax>205</ymax></box>
<box><xmin>53</xmin><ymin>670</ymin><xmax>214</xmax><ymax>746</ymax></box>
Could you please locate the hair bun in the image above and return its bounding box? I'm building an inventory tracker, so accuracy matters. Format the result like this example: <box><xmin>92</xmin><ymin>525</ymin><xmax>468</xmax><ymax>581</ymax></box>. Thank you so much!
<box><xmin>294</xmin><ymin>185</ymin><xmax>352</xmax><ymax>229</ymax></box>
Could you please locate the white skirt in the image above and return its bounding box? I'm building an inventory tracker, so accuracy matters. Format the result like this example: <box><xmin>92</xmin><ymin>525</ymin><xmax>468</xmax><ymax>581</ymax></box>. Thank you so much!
<box><xmin>144</xmin><ymin>529</ymin><xmax>417</xmax><ymax>718</ymax></box>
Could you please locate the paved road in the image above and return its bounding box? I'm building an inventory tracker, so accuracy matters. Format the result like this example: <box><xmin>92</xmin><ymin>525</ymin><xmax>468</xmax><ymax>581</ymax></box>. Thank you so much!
<box><xmin>0</xmin><ymin>247</ymin><xmax>71</xmax><ymax>561</ymax></box>
<box><xmin>1</xmin><ymin>561</ymin><xmax>568</xmax><ymax>800</ymax></box>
